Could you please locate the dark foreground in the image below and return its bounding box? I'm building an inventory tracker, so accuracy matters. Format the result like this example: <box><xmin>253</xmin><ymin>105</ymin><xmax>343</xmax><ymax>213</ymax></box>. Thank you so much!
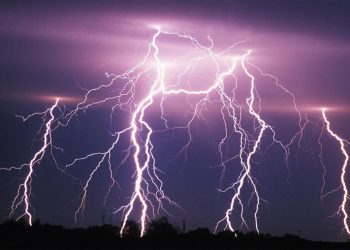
<box><xmin>1</xmin><ymin>218</ymin><xmax>349</xmax><ymax>249</ymax></box>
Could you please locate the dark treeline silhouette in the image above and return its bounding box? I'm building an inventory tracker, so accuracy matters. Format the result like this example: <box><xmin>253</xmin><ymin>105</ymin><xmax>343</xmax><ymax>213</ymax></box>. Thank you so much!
<box><xmin>0</xmin><ymin>217</ymin><xmax>348</xmax><ymax>249</ymax></box>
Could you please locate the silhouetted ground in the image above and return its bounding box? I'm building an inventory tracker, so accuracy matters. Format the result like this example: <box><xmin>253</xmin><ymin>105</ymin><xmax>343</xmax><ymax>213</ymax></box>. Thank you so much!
<box><xmin>0</xmin><ymin>218</ymin><xmax>349</xmax><ymax>249</ymax></box>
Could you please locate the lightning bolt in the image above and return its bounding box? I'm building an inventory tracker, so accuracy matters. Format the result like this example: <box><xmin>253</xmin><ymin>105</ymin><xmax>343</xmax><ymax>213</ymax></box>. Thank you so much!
<box><xmin>0</xmin><ymin>98</ymin><xmax>60</xmax><ymax>225</ymax></box>
<box><xmin>321</xmin><ymin>108</ymin><xmax>350</xmax><ymax>235</ymax></box>
<box><xmin>1</xmin><ymin>26</ymin><xmax>316</xmax><ymax>238</ymax></box>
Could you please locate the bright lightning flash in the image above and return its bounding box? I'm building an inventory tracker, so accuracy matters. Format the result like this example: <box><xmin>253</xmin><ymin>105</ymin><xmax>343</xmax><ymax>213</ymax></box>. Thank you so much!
<box><xmin>0</xmin><ymin>98</ymin><xmax>60</xmax><ymax>225</ymax></box>
<box><xmin>8</xmin><ymin>26</ymin><xmax>347</xmax><ymax>239</ymax></box>
<box><xmin>321</xmin><ymin>108</ymin><xmax>350</xmax><ymax>235</ymax></box>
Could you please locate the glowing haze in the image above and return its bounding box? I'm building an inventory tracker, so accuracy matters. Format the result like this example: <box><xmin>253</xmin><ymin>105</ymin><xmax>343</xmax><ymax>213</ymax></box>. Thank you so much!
<box><xmin>0</xmin><ymin>0</ymin><xmax>350</xmax><ymax>242</ymax></box>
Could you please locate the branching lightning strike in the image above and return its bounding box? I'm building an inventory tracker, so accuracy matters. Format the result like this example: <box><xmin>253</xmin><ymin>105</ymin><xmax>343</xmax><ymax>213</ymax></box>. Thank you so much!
<box><xmin>1</xmin><ymin>27</ymin><xmax>349</xmax><ymax>239</ymax></box>
<box><xmin>0</xmin><ymin>98</ymin><xmax>60</xmax><ymax>225</ymax></box>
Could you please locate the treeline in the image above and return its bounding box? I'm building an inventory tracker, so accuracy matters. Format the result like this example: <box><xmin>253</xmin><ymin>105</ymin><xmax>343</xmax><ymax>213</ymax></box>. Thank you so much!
<box><xmin>0</xmin><ymin>217</ymin><xmax>348</xmax><ymax>249</ymax></box>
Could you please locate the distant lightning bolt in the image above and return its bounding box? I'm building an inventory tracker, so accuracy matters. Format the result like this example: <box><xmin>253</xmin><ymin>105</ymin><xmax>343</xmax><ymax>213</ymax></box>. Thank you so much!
<box><xmin>0</xmin><ymin>98</ymin><xmax>59</xmax><ymax>225</ymax></box>
<box><xmin>213</xmin><ymin>49</ymin><xmax>304</xmax><ymax>234</ymax></box>
<box><xmin>321</xmin><ymin>108</ymin><xmax>350</xmax><ymax>235</ymax></box>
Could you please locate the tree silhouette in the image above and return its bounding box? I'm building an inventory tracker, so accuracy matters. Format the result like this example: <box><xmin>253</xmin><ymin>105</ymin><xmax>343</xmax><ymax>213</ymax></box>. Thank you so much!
<box><xmin>0</xmin><ymin>218</ymin><xmax>349</xmax><ymax>249</ymax></box>
<box><xmin>146</xmin><ymin>217</ymin><xmax>178</xmax><ymax>239</ymax></box>
<box><xmin>122</xmin><ymin>220</ymin><xmax>140</xmax><ymax>239</ymax></box>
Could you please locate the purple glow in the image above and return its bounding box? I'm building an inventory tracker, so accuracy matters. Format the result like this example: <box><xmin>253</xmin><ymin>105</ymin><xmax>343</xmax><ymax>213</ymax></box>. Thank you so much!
<box><xmin>1</xmin><ymin>1</ymin><xmax>350</xmax><ymax>242</ymax></box>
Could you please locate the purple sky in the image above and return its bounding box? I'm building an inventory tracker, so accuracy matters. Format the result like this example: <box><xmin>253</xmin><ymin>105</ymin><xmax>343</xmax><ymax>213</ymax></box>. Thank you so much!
<box><xmin>1</xmin><ymin>0</ymin><xmax>350</xmax><ymax>242</ymax></box>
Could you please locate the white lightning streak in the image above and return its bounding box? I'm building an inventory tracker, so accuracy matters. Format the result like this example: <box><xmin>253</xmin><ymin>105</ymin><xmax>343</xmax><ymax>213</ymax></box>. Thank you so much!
<box><xmin>1</xmin><ymin>98</ymin><xmax>59</xmax><ymax>225</ymax></box>
<box><xmin>1</xmin><ymin>26</ymin><xmax>312</xmax><ymax>238</ymax></box>
<box><xmin>321</xmin><ymin>108</ymin><xmax>350</xmax><ymax>235</ymax></box>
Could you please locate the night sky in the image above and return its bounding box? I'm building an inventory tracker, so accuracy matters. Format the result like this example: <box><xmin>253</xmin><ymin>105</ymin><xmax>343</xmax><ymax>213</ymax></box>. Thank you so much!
<box><xmin>1</xmin><ymin>0</ymin><xmax>350</xmax><ymax>242</ymax></box>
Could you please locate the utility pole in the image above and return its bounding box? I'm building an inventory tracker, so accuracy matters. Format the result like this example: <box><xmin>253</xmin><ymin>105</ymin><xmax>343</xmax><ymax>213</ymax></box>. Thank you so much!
<box><xmin>182</xmin><ymin>220</ymin><xmax>186</xmax><ymax>234</ymax></box>
<box><xmin>298</xmin><ymin>230</ymin><xmax>302</xmax><ymax>240</ymax></box>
